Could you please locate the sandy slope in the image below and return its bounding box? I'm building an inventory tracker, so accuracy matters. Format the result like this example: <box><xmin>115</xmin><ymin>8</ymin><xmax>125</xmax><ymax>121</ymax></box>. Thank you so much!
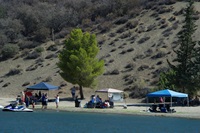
<box><xmin>0</xmin><ymin>2</ymin><xmax>200</xmax><ymax>104</ymax></box>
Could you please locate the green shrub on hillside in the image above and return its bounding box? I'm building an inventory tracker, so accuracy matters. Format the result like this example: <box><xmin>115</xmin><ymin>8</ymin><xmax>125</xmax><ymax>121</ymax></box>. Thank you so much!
<box><xmin>18</xmin><ymin>41</ymin><xmax>40</xmax><ymax>50</ymax></box>
<box><xmin>34</xmin><ymin>27</ymin><xmax>50</xmax><ymax>42</ymax></box>
<box><xmin>1</xmin><ymin>44</ymin><xmax>19</xmax><ymax>59</ymax></box>
<box><xmin>35</xmin><ymin>47</ymin><xmax>44</xmax><ymax>53</ymax></box>
<box><xmin>0</xmin><ymin>34</ymin><xmax>7</xmax><ymax>46</ymax></box>
<box><xmin>0</xmin><ymin>0</ymin><xmax>145</xmax><ymax>43</ymax></box>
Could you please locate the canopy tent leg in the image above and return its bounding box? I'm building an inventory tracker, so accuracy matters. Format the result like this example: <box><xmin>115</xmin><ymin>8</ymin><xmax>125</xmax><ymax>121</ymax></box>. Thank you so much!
<box><xmin>170</xmin><ymin>96</ymin><xmax>172</xmax><ymax>113</ymax></box>
<box><xmin>164</xmin><ymin>97</ymin><xmax>165</xmax><ymax>107</ymax></box>
<box><xmin>146</xmin><ymin>97</ymin><xmax>149</xmax><ymax>112</ymax></box>
<box><xmin>123</xmin><ymin>92</ymin><xmax>127</xmax><ymax>106</ymax></box>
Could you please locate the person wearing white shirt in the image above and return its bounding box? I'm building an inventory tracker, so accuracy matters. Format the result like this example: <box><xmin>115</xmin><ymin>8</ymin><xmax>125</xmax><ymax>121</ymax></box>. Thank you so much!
<box><xmin>55</xmin><ymin>94</ymin><xmax>59</xmax><ymax>108</ymax></box>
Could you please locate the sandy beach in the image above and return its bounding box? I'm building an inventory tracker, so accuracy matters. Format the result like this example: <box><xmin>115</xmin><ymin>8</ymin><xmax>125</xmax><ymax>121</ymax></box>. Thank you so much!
<box><xmin>0</xmin><ymin>97</ymin><xmax>200</xmax><ymax>120</ymax></box>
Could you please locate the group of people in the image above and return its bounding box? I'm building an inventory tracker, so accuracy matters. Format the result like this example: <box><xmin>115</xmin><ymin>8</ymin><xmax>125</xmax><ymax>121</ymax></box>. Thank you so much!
<box><xmin>17</xmin><ymin>91</ymin><xmax>60</xmax><ymax>109</ymax></box>
<box><xmin>16</xmin><ymin>86</ymin><xmax>117</xmax><ymax>110</ymax></box>
<box><xmin>14</xmin><ymin>85</ymin><xmax>82</xmax><ymax>110</ymax></box>
<box><xmin>85</xmin><ymin>95</ymin><xmax>113</xmax><ymax>108</ymax></box>
<box><xmin>17</xmin><ymin>91</ymin><xmax>37</xmax><ymax>109</ymax></box>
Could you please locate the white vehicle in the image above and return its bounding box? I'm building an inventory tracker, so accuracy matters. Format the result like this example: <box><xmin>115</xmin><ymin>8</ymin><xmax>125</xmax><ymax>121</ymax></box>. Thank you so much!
<box><xmin>2</xmin><ymin>104</ymin><xmax>33</xmax><ymax>112</ymax></box>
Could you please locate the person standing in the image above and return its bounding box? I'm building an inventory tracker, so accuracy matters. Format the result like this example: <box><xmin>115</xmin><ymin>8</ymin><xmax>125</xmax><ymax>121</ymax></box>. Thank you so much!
<box><xmin>41</xmin><ymin>93</ymin><xmax>45</xmax><ymax>109</ymax></box>
<box><xmin>71</xmin><ymin>86</ymin><xmax>76</xmax><ymax>100</ymax></box>
<box><xmin>44</xmin><ymin>93</ymin><xmax>48</xmax><ymax>109</ymax></box>
<box><xmin>38</xmin><ymin>91</ymin><xmax>42</xmax><ymax>99</ymax></box>
<box><xmin>55</xmin><ymin>94</ymin><xmax>59</xmax><ymax>108</ymax></box>
<box><xmin>25</xmin><ymin>95</ymin><xmax>30</xmax><ymax>108</ymax></box>
<box><xmin>160</xmin><ymin>97</ymin><xmax>164</xmax><ymax>103</ymax></box>
<box><xmin>108</xmin><ymin>94</ymin><xmax>114</xmax><ymax>108</ymax></box>
<box><xmin>21</xmin><ymin>91</ymin><xmax>25</xmax><ymax>105</ymax></box>
<box><xmin>31</xmin><ymin>96</ymin><xmax>36</xmax><ymax>109</ymax></box>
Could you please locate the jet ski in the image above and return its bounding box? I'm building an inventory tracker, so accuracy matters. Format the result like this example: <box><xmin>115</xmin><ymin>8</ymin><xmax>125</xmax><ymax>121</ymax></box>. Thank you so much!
<box><xmin>2</xmin><ymin>104</ymin><xmax>33</xmax><ymax>112</ymax></box>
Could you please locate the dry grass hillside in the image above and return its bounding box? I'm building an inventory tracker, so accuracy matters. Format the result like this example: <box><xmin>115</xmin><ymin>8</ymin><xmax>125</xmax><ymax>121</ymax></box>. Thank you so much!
<box><xmin>0</xmin><ymin>2</ymin><xmax>200</xmax><ymax>100</ymax></box>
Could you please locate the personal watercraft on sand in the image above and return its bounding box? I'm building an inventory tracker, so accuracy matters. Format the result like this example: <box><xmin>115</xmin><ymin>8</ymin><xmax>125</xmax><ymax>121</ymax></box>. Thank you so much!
<box><xmin>2</xmin><ymin>104</ymin><xmax>33</xmax><ymax>112</ymax></box>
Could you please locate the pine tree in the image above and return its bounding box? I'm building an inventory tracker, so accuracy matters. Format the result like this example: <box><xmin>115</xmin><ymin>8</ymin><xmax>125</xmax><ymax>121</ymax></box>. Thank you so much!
<box><xmin>166</xmin><ymin>0</ymin><xmax>200</xmax><ymax>96</ymax></box>
<box><xmin>57</xmin><ymin>29</ymin><xmax>104</xmax><ymax>99</ymax></box>
<box><xmin>192</xmin><ymin>42</ymin><xmax>200</xmax><ymax>95</ymax></box>
<box><xmin>158</xmin><ymin>70</ymin><xmax>176</xmax><ymax>90</ymax></box>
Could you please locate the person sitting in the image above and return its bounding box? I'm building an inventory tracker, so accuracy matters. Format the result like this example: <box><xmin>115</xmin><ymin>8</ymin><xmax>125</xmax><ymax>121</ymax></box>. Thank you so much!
<box><xmin>165</xmin><ymin>104</ymin><xmax>176</xmax><ymax>113</ymax></box>
<box><xmin>86</xmin><ymin>95</ymin><xmax>96</xmax><ymax>108</ymax></box>
<box><xmin>95</xmin><ymin>95</ymin><xmax>102</xmax><ymax>108</ymax></box>
<box><xmin>91</xmin><ymin>95</ymin><xmax>96</xmax><ymax>104</ymax></box>
<box><xmin>75</xmin><ymin>96</ymin><xmax>81</xmax><ymax>107</ymax></box>
<box><xmin>96</xmin><ymin>95</ymin><xmax>102</xmax><ymax>103</ymax></box>
<box><xmin>104</xmin><ymin>100</ymin><xmax>110</xmax><ymax>108</ymax></box>
<box><xmin>11</xmin><ymin>98</ymin><xmax>19</xmax><ymax>109</ymax></box>
<box><xmin>149</xmin><ymin>104</ymin><xmax>157</xmax><ymax>112</ymax></box>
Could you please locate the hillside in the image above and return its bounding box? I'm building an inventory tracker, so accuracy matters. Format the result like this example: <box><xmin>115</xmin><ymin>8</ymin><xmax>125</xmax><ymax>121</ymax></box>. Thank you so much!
<box><xmin>0</xmin><ymin>1</ymin><xmax>200</xmax><ymax>99</ymax></box>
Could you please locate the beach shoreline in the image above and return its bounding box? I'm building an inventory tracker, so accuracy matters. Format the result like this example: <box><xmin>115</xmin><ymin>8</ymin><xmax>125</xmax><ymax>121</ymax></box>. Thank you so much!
<box><xmin>1</xmin><ymin>97</ymin><xmax>200</xmax><ymax>120</ymax></box>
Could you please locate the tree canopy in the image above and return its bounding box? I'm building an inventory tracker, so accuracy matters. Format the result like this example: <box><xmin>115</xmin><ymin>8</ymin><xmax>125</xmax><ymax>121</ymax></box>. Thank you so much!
<box><xmin>161</xmin><ymin>0</ymin><xmax>200</xmax><ymax>97</ymax></box>
<box><xmin>57</xmin><ymin>29</ymin><xmax>104</xmax><ymax>99</ymax></box>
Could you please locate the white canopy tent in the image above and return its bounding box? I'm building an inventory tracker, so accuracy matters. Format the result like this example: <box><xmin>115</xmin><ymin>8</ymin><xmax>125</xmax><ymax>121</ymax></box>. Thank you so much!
<box><xmin>95</xmin><ymin>88</ymin><xmax>124</xmax><ymax>102</ymax></box>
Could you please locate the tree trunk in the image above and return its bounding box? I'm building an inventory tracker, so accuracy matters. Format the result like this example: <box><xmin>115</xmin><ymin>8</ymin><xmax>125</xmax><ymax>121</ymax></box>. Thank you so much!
<box><xmin>79</xmin><ymin>85</ymin><xmax>84</xmax><ymax>99</ymax></box>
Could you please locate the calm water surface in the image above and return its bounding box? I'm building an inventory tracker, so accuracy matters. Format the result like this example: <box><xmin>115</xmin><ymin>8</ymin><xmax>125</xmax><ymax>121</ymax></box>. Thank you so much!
<box><xmin>0</xmin><ymin>110</ymin><xmax>200</xmax><ymax>133</ymax></box>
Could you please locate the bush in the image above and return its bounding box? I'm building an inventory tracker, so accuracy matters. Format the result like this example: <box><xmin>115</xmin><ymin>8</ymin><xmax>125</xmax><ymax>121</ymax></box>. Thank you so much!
<box><xmin>18</xmin><ymin>41</ymin><xmax>40</xmax><ymax>50</ymax></box>
<box><xmin>116</xmin><ymin>27</ymin><xmax>126</xmax><ymax>33</ymax></box>
<box><xmin>151</xmin><ymin>48</ymin><xmax>168</xmax><ymax>59</ymax></box>
<box><xmin>22</xmin><ymin>81</ymin><xmax>30</xmax><ymax>87</ymax></box>
<box><xmin>110</xmin><ymin>69</ymin><xmax>120</xmax><ymax>75</ymax></box>
<box><xmin>45</xmin><ymin>53</ymin><xmax>57</xmax><ymax>59</ymax></box>
<box><xmin>137</xmin><ymin>65</ymin><xmax>149</xmax><ymax>71</ymax></box>
<box><xmin>138</xmin><ymin>36</ymin><xmax>150</xmax><ymax>44</ymax></box>
<box><xmin>44</xmin><ymin>76</ymin><xmax>52</xmax><ymax>82</ymax></box>
<box><xmin>114</xmin><ymin>17</ymin><xmax>128</xmax><ymax>25</ymax></box>
<box><xmin>55</xmin><ymin>29</ymin><xmax>69</xmax><ymax>39</ymax></box>
<box><xmin>120</xmin><ymin>32</ymin><xmax>131</xmax><ymax>39</ymax></box>
<box><xmin>26</xmin><ymin>65</ymin><xmax>38</xmax><ymax>71</ymax></box>
<box><xmin>26</xmin><ymin>51</ymin><xmax>41</xmax><ymax>59</ymax></box>
<box><xmin>97</xmin><ymin>21</ymin><xmax>112</xmax><ymax>33</ymax></box>
<box><xmin>124</xmin><ymin>63</ymin><xmax>135</xmax><ymax>69</ymax></box>
<box><xmin>34</xmin><ymin>27</ymin><xmax>50</xmax><ymax>42</ymax></box>
<box><xmin>35</xmin><ymin>47</ymin><xmax>44</xmax><ymax>53</ymax></box>
<box><xmin>126</xmin><ymin>20</ymin><xmax>139</xmax><ymax>29</ymax></box>
<box><xmin>47</xmin><ymin>45</ymin><xmax>58</xmax><ymax>51</ymax></box>
<box><xmin>0</xmin><ymin>34</ymin><xmax>8</xmax><ymax>46</ymax></box>
<box><xmin>1</xmin><ymin>44</ymin><xmax>19</xmax><ymax>59</ymax></box>
<box><xmin>2</xmin><ymin>82</ymin><xmax>10</xmax><ymax>87</ymax></box>
<box><xmin>129</xmin><ymin>87</ymin><xmax>149</xmax><ymax>98</ymax></box>
<box><xmin>6</xmin><ymin>68</ymin><xmax>22</xmax><ymax>76</ymax></box>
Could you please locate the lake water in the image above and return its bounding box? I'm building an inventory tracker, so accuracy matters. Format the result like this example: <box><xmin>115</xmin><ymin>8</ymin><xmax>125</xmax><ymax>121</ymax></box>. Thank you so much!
<box><xmin>0</xmin><ymin>110</ymin><xmax>200</xmax><ymax>133</ymax></box>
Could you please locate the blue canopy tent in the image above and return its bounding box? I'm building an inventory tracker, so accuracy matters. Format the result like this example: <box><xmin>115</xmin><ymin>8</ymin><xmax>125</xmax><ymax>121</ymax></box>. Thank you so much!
<box><xmin>147</xmin><ymin>89</ymin><xmax>188</xmax><ymax>98</ymax></box>
<box><xmin>146</xmin><ymin>89</ymin><xmax>189</xmax><ymax>112</ymax></box>
<box><xmin>26</xmin><ymin>82</ymin><xmax>59</xmax><ymax>90</ymax></box>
